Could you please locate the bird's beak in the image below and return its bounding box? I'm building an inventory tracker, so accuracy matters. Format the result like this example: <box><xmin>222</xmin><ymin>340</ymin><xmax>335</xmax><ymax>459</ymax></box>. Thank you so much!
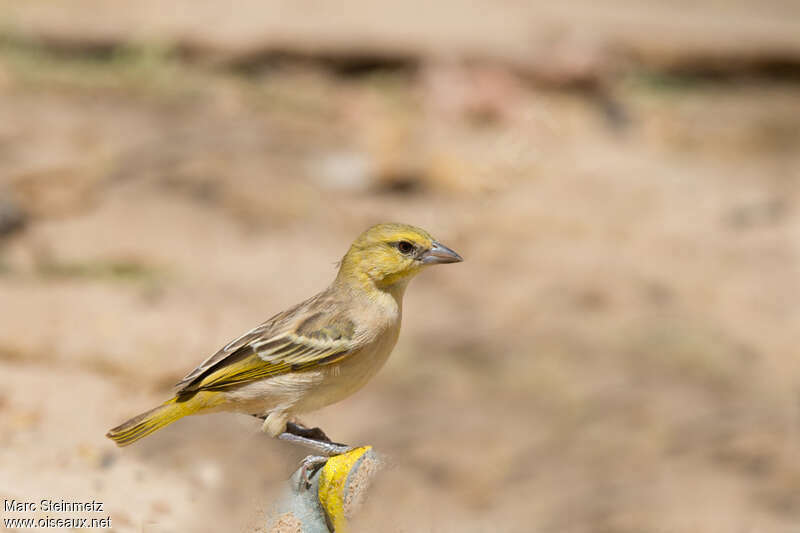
<box><xmin>420</xmin><ymin>241</ymin><xmax>463</xmax><ymax>264</ymax></box>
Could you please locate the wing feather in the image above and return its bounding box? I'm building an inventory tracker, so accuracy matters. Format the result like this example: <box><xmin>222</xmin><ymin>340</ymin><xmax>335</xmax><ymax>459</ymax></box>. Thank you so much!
<box><xmin>174</xmin><ymin>294</ymin><xmax>357</xmax><ymax>394</ymax></box>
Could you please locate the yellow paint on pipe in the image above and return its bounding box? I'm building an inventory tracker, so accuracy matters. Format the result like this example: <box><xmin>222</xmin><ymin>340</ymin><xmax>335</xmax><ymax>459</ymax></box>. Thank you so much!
<box><xmin>317</xmin><ymin>446</ymin><xmax>372</xmax><ymax>532</ymax></box>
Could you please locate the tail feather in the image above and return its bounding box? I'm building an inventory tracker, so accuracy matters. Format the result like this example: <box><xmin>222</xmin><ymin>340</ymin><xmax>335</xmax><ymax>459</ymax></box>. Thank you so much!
<box><xmin>106</xmin><ymin>397</ymin><xmax>196</xmax><ymax>447</ymax></box>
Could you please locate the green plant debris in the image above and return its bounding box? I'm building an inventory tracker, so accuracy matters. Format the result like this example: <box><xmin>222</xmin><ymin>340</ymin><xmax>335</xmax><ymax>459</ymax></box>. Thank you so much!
<box><xmin>0</xmin><ymin>31</ymin><xmax>193</xmax><ymax>95</ymax></box>
<box><xmin>34</xmin><ymin>258</ymin><xmax>164</xmax><ymax>283</ymax></box>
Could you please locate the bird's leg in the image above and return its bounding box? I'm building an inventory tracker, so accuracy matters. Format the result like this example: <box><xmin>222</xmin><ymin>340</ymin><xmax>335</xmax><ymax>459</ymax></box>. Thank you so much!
<box><xmin>280</xmin><ymin>421</ymin><xmax>353</xmax><ymax>491</ymax></box>
<box><xmin>285</xmin><ymin>420</ymin><xmax>352</xmax><ymax>450</ymax></box>
<box><xmin>277</xmin><ymin>432</ymin><xmax>353</xmax><ymax>456</ymax></box>
<box><xmin>286</xmin><ymin>421</ymin><xmax>332</xmax><ymax>443</ymax></box>
<box><xmin>251</xmin><ymin>414</ymin><xmax>352</xmax><ymax>455</ymax></box>
<box><xmin>282</xmin><ymin>424</ymin><xmax>352</xmax><ymax>491</ymax></box>
<box><xmin>252</xmin><ymin>415</ymin><xmax>334</xmax><ymax>443</ymax></box>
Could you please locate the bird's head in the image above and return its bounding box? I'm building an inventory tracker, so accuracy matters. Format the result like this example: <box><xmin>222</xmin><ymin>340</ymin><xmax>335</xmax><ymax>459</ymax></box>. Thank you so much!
<box><xmin>337</xmin><ymin>223</ymin><xmax>463</xmax><ymax>291</ymax></box>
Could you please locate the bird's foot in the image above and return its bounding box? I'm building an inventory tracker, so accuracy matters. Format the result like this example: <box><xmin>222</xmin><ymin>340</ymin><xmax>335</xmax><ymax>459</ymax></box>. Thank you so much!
<box><xmin>278</xmin><ymin>432</ymin><xmax>353</xmax><ymax>456</ymax></box>
<box><xmin>297</xmin><ymin>455</ymin><xmax>329</xmax><ymax>490</ymax></box>
<box><xmin>286</xmin><ymin>421</ymin><xmax>332</xmax><ymax>443</ymax></box>
<box><xmin>254</xmin><ymin>414</ymin><xmax>352</xmax><ymax>456</ymax></box>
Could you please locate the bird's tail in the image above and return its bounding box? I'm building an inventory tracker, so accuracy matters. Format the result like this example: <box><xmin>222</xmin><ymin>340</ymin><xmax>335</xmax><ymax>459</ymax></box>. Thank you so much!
<box><xmin>106</xmin><ymin>392</ymin><xmax>220</xmax><ymax>447</ymax></box>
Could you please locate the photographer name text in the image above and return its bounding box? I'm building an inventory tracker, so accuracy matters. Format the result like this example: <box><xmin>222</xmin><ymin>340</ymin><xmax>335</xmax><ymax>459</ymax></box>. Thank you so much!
<box><xmin>3</xmin><ymin>499</ymin><xmax>111</xmax><ymax>529</ymax></box>
<box><xmin>5</xmin><ymin>499</ymin><xmax>104</xmax><ymax>513</ymax></box>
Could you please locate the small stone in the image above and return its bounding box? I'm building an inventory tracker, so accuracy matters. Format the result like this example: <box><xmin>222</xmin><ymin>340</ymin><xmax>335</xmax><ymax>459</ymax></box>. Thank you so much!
<box><xmin>0</xmin><ymin>194</ymin><xmax>28</xmax><ymax>237</ymax></box>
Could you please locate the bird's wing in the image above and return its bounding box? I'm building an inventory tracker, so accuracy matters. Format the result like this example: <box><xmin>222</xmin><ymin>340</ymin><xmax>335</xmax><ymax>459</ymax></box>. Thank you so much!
<box><xmin>174</xmin><ymin>297</ymin><xmax>358</xmax><ymax>394</ymax></box>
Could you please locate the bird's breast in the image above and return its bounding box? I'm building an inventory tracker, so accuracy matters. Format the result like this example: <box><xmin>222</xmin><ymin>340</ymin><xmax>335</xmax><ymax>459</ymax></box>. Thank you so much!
<box><xmin>295</xmin><ymin>313</ymin><xmax>401</xmax><ymax>413</ymax></box>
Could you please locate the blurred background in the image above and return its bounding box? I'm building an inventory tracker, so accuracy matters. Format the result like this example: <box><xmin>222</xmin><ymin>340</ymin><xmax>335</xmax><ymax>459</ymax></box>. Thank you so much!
<box><xmin>0</xmin><ymin>1</ymin><xmax>799</xmax><ymax>531</ymax></box>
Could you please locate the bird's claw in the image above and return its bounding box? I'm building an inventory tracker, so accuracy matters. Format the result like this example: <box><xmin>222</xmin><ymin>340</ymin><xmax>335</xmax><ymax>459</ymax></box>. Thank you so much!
<box><xmin>298</xmin><ymin>455</ymin><xmax>329</xmax><ymax>490</ymax></box>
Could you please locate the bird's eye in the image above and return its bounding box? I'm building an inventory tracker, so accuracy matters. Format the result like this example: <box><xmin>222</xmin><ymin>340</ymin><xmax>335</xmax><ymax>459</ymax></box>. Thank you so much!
<box><xmin>396</xmin><ymin>241</ymin><xmax>415</xmax><ymax>255</ymax></box>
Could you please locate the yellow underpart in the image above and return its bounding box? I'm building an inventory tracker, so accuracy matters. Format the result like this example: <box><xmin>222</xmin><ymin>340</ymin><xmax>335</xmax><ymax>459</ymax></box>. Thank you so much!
<box><xmin>317</xmin><ymin>446</ymin><xmax>371</xmax><ymax>533</ymax></box>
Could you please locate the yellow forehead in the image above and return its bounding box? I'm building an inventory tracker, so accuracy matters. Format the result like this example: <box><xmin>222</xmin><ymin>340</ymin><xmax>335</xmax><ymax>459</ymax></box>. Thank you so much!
<box><xmin>354</xmin><ymin>223</ymin><xmax>434</xmax><ymax>248</ymax></box>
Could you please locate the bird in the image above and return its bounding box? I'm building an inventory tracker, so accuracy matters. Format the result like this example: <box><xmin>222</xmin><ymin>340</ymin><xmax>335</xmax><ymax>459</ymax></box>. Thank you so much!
<box><xmin>106</xmin><ymin>222</ymin><xmax>462</xmax><ymax>454</ymax></box>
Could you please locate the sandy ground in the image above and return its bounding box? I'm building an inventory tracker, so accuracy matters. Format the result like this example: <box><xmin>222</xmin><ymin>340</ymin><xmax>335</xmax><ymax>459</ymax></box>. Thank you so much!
<box><xmin>1</xmin><ymin>3</ymin><xmax>800</xmax><ymax>532</ymax></box>
<box><xmin>3</xmin><ymin>0</ymin><xmax>800</xmax><ymax>62</ymax></box>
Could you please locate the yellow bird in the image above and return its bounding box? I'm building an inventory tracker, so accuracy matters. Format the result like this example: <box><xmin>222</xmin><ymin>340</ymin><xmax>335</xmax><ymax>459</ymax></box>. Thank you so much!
<box><xmin>106</xmin><ymin>223</ymin><xmax>462</xmax><ymax>454</ymax></box>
